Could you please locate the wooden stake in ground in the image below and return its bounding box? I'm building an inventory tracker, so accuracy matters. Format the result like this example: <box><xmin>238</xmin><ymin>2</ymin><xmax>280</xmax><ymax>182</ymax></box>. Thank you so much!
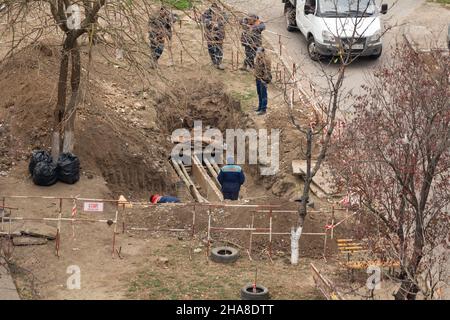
<box><xmin>207</xmin><ymin>209</ymin><xmax>212</xmax><ymax>258</ymax></box>
<box><xmin>323</xmin><ymin>223</ymin><xmax>328</xmax><ymax>262</ymax></box>
<box><xmin>248</xmin><ymin>212</ymin><xmax>255</xmax><ymax>260</ymax></box>
<box><xmin>112</xmin><ymin>202</ymin><xmax>119</xmax><ymax>258</ymax></box>
<box><xmin>279</xmin><ymin>35</ymin><xmax>282</xmax><ymax>56</ymax></box>
<box><xmin>253</xmin><ymin>267</ymin><xmax>258</xmax><ymax>293</ymax></box>
<box><xmin>231</xmin><ymin>50</ymin><xmax>234</xmax><ymax>70</ymax></box>
<box><xmin>55</xmin><ymin>198</ymin><xmax>63</xmax><ymax>257</ymax></box>
<box><xmin>331</xmin><ymin>206</ymin><xmax>335</xmax><ymax>239</ymax></box>
<box><xmin>269</xmin><ymin>209</ymin><xmax>273</xmax><ymax>261</ymax></box>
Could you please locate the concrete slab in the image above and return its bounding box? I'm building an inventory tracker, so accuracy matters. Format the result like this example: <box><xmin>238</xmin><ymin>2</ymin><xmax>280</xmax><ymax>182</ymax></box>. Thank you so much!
<box><xmin>403</xmin><ymin>25</ymin><xmax>437</xmax><ymax>52</ymax></box>
<box><xmin>21</xmin><ymin>223</ymin><xmax>57</xmax><ymax>240</ymax></box>
<box><xmin>13</xmin><ymin>236</ymin><xmax>48</xmax><ymax>246</ymax></box>
<box><xmin>0</xmin><ymin>258</ymin><xmax>20</xmax><ymax>300</ymax></box>
<box><xmin>292</xmin><ymin>160</ymin><xmax>338</xmax><ymax>197</ymax></box>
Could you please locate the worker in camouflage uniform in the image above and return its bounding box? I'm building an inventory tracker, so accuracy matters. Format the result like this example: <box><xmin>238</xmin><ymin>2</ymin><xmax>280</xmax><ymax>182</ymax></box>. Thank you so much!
<box><xmin>202</xmin><ymin>2</ymin><xmax>228</xmax><ymax>70</ymax></box>
<box><xmin>148</xmin><ymin>7</ymin><xmax>178</xmax><ymax>65</ymax></box>
<box><xmin>240</xmin><ymin>14</ymin><xmax>266</xmax><ymax>71</ymax></box>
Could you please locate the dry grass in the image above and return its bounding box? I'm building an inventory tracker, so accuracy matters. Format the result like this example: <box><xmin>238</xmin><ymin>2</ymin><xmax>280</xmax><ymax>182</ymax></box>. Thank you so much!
<box><xmin>126</xmin><ymin>237</ymin><xmax>327</xmax><ymax>300</ymax></box>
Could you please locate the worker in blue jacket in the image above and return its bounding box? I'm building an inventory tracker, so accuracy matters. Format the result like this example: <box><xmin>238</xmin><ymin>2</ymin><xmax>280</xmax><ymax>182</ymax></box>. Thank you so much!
<box><xmin>217</xmin><ymin>156</ymin><xmax>245</xmax><ymax>200</ymax></box>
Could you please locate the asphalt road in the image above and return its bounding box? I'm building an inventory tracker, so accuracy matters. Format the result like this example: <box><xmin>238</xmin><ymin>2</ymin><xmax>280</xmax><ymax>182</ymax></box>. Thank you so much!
<box><xmin>224</xmin><ymin>0</ymin><xmax>449</xmax><ymax>113</ymax></box>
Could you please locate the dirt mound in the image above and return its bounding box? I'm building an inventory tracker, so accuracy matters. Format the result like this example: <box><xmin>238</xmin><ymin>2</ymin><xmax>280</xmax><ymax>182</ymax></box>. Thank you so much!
<box><xmin>0</xmin><ymin>44</ymin><xmax>174</xmax><ymax>198</ymax></box>
<box><xmin>126</xmin><ymin>198</ymin><xmax>340</xmax><ymax>259</ymax></box>
<box><xmin>0</xmin><ymin>43</ymin><xmax>254</xmax><ymax>199</ymax></box>
<box><xmin>156</xmin><ymin>79</ymin><xmax>251</xmax><ymax>134</ymax></box>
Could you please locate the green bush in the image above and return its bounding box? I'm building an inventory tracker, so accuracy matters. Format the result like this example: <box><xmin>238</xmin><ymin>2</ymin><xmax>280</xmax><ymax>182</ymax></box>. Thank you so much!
<box><xmin>162</xmin><ymin>0</ymin><xmax>194</xmax><ymax>10</ymax></box>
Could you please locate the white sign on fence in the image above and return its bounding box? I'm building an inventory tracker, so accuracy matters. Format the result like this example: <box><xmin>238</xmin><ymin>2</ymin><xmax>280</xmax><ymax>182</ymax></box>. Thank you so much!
<box><xmin>83</xmin><ymin>202</ymin><xmax>104</xmax><ymax>212</ymax></box>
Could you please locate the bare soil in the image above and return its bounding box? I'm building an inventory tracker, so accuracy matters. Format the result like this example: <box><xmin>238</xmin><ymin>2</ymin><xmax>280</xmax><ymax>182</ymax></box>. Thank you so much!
<box><xmin>0</xmin><ymin>174</ymin><xmax>349</xmax><ymax>300</ymax></box>
<box><xmin>0</xmin><ymin>6</ymin><xmax>356</xmax><ymax>300</ymax></box>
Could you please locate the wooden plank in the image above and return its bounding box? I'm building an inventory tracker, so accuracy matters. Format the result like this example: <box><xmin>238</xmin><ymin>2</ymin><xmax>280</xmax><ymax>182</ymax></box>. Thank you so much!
<box><xmin>338</xmin><ymin>245</ymin><xmax>364</xmax><ymax>249</ymax></box>
<box><xmin>171</xmin><ymin>160</ymin><xmax>205</xmax><ymax>203</ymax></box>
<box><xmin>178</xmin><ymin>161</ymin><xmax>196</xmax><ymax>187</ymax></box>
<box><xmin>343</xmin><ymin>260</ymin><xmax>400</xmax><ymax>270</ymax></box>
<box><xmin>210</xmin><ymin>161</ymin><xmax>221</xmax><ymax>175</ymax></box>
<box><xmin>339</xmin><ymin>249</ymin><xmax>369</xmax><ymax>254</ymax></box>
<box><xmin>203</xmin><ymin>157</ymin><xmax>221</xmax><ymax>188</ymax></box>
<box><xmin>337</xmin><ymin>242</ymin><xmax>362</xmax><ymax>245</ymax></box>
<box><xmin>191</xmin><ymin>155</ymin><xmax>223</xmax><ymax>202</ymax></box>
<box><xmin>310</xmin><ymin>263</ymin><xmax>344</xmax><ymax>300</ymax></box>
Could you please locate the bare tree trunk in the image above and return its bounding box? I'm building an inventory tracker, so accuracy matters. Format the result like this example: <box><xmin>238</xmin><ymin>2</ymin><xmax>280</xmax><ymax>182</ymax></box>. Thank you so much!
<box><xmin>395</xmin><ymin>218</ymin><xmax>425</xmax><ymax>300</ymax></box>
<box><xmin>394</xmin><ymin>269</ymin><xmax>420</xmax><ymax>300</ymax></box>
<box><xmin>52</xmin><ymin>33</ymin><xmax>81</xmax><ymax>159</ymax></box>
<box><xmin>63</xmin><ymin>40</ymin><xmax>81</xmax><ymax>153</ymax></box>
<box><xmin>52</xmin><ymin>40</ymin><xmax>71</xmax><ymax>161</ymax></box>
<box><xmin>291</xmin><ymin>128</ymin><xmax>313</xmax><ymax>264</ymax></box>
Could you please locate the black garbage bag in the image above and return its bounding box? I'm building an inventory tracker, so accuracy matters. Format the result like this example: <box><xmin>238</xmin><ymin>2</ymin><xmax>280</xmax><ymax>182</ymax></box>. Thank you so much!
<box><xmin>28</xmin><ymin>150</ymin><xmax>53</xmax><ymax>175</ymax></box>
<box><xmin>57</xmin><ymin>153</ymin><xmax>80</xmax><ymax>184</ymax></box>
<box><xmin>32</xmin><ymin>161</ymin><xmax>58</xmax><ymax>186</ymax></box>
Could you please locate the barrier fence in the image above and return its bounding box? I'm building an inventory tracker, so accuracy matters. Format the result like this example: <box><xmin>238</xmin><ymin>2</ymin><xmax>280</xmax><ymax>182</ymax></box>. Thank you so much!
<box><xmin>0</xmin><ymin>195</ymin><xmax>121</xmax><ymax>257</ymax></box>
<box><xmin>1</xmin><ymin>195</ymin><xmax>353</xmax><ymax>262</ymax></box>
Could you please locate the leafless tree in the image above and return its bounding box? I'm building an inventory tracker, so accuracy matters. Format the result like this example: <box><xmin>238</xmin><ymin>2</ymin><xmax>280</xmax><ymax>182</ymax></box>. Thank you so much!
<box><xmin>328</xmin><ymin>44</ymin><xmax>449</xmax><ymax>300</ymax></box>
<box><xmin>285</xmin><ymin>0</ymin><xmax>388</xmax><ymax>264</ymax></box>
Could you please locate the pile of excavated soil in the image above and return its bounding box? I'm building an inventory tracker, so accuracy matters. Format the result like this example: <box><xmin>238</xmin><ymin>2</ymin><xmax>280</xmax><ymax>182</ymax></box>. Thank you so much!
<box><xmin>156</xmin><ymin>80</ymin><xmax>252</xmax><ymax>134</ymax></box>
<box><xmin>0</xmin><ymin>44</ymin><xmax>175</xmax><ymax>198</ymax></box>
<box><xmin>0</xmin><ymin>43</ymin><xmax>251</xmax><ymax>199</ymax></box>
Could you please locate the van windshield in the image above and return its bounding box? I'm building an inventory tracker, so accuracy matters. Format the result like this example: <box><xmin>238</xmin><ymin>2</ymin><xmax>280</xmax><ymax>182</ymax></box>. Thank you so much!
<box><xmin>318</xmin><ymin>0</ymin><xmax>377</xmax><ymax>17</ymax></box>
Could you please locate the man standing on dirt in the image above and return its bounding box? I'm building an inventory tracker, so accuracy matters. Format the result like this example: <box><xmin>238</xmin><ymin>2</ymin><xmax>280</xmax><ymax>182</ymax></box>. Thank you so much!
<box><xmin>254</xmin><ymin>47</ymin><xmax>272</xmax><ymax>115</ymax></box>
<box><xmin>217</xmin><ymin>156</ymin><xmax>245</xmax><ymax>201</ymax></box>
<box><xmin>148</xmin><ymin>7</ymin><xmax>178</xmax><ymax>66</ymax></box>
<box><xmin>240</xmin><ymin>14</ymin><xmax>266</xmax><ymax>71</ymax></box>
<box><xmin>202</xmin><ymin>2</ymin><xmax>228</xmax><ymax>70</ymax></box>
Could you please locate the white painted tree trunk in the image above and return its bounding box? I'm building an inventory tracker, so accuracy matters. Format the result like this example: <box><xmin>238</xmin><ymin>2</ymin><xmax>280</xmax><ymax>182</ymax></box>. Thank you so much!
<box><xmin>63</xmin><ymin>130</ymin><xmax>74</xmax><ymax>153</ymax></box>
<box><xmin>51</xmin><ymin>131</ymin><xmax>60</xmax><ymax>163</ymax></box>
<box><xmin>291</xmin><ymin>226</ymin><xmax>303</xmax><ymax>265</ymax></box>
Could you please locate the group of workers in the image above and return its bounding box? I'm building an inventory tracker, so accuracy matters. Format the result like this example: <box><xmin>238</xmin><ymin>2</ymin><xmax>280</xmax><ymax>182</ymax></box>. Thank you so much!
<box><xmin>148</xmin><ymin>2</ymin><xmax>272</xmax><ymax>115</ymax></box>
<box><xmin>151</xmin><ymin>156</ymin><xmax>245</xmax><ymax>203</ymax></box>
<box><xmin>148</xmin><ymin>2</ymin><xmax>275</xmax><ymax>203</ymax></box>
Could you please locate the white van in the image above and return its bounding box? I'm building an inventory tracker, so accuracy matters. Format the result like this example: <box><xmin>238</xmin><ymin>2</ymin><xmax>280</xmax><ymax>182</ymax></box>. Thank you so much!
<box><xmin>283</xmin><ymin>0</ymin><xmax>388</xmax><ymax>60</ymax></box>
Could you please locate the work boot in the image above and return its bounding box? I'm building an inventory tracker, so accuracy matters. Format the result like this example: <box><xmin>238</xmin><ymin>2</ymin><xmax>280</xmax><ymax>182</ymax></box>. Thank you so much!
<box><xmin>257</xmin><ymin>110</ymin><xmax>267</xmax><ymax>115</ymax></box>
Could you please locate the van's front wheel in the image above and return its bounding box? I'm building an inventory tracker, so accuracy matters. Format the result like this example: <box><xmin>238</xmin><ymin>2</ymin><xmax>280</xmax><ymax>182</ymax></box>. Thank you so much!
<box><xmin>307</xmin><ymin>37</ymin><xmax>321</xmax><ymax>61</ymax></box>
<box><xmin>370</xmin><ymin>47</ymin><xmax>382</xmax><ymax>60</ymax></box>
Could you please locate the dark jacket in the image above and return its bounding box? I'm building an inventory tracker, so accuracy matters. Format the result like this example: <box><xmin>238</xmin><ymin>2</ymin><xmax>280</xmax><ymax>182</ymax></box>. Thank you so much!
<box><xmin>202</xmin><ymin>7</ymin><xmax>228</xmax><ymax>43</ymax></box>
<box><xmin>158</xmin><ymin>196</ymin><xmax>180</xmax><ymax>203</ymax></box>
<box><xmin>255</xmin><ymin>53</ymin><xmax>272</xmax><ymax>82</ymax></box>
<box><xmin>148</xmin><ymin>11</ymin><xmax>178</xmax><ymax>44</ymax></box>
<box><xmin>240</xmin><ymin>18</ymin><xmax>266</xmax><ymax>48</ymax></box>
<box><xmin>217</xmin><ymin>165</ymin><xmax>245</xmax><ymax>193</ymax></box>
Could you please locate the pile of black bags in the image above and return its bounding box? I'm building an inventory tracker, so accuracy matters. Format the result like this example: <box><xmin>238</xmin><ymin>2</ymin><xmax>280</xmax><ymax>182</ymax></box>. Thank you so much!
<box><xmin>29</xmin><ymin>150</ymin><xmax>80</xmax><ymax>186</ymax></box>
<box><xmin>56</xmin><ymin>153</ymin><xmax>80</xmax><ymax>184</ymax></box>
